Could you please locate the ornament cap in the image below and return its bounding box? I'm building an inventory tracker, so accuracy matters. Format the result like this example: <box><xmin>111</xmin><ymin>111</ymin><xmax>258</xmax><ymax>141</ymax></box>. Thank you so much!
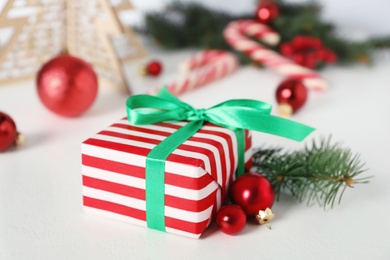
<box><xmin>278</xmin><ymin>103</ymin><xmax>293</xmax><ymax>117</ymax></box>
<box><xmin>15</xmin><ymin>132</ymin><xmax>24</xmax><ymax>147</ymax></box>
<box><xmin>139</xmin><ymin>66</ymin><xmax>148</xmax><ymax>76</ymax></box>
<box><xmin>256</xmin><ymin>207</ymin><xmax>275</xmax><ymax>227</ymax></box>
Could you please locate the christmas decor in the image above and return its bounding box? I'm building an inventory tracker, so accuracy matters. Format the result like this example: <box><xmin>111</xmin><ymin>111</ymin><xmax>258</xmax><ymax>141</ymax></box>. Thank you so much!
<box><xmin>256</xmin><ymin>1</ymin><xmax>279</xmax><ymax>24</ymax></box>
<box><xmin>82</xmin><ymin>87</ymin><xmax>314</xmax><ymax>238</ymax></box>
<box><xmin>0</xmin><ymin>0</ymin><xmax>146</xmax><ymax>93</ymax></box>
<box><xmin>216</xmin><ymin>205</ymin><xmax>246</xmax><ymax>235</ymax></box>
<box><xmin>36</xmin><ymin>54</ymin><xmax>98</xmax><ymax>117</ymax></box>
<box><xmin>252</xmin><ymin>138</ymin><xmax>371</xmax><ymax>209</ymax></box>
<box><xmin>147</xmin><ymin>50</ymin><xmax>238</xmax><ymax>96</ymax></box>
<box><xmin>141</xmin><ymin>60</ymin><xmax>163</xmax><ymax>77</ymax></box>
<box><xmin>229</xmin><ymin>172</ymin><xmax>275</xmax><ymax>216</ymax></box>
<box><xmin>0</xmin><ymin>112</ymin><xmax>22</xmax><ymax>152</ymax></box>
<box><xmin>280</xmin><ymin>36</ymin><xmax>337</xmax><ymax>69</ymax></box>
<box><xmin>256</xmin><ymin>208</ymin><xmax>275</xmax><ymax>226</ymax></box>
<box><xmin>141</xmin><ymin>2</ymin><xmax>390</xmax><ymax>65</ymax></box>
<box><xmin>275</xmin><ymin>78</ymin><xmax>308</xmax><ymax>116</ymax></box>
<box><xmin>224</xmin><ymin>20</ymin><xmax>327</xmax><ymax>91</ymax></box>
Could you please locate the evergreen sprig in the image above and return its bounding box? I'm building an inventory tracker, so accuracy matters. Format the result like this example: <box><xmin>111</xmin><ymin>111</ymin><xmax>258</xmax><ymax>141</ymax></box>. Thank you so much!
<box><xmin>139</xmin><ymin>1</ymin><xmax>390</xmax><ymax>65</ymax></box>
<box><xmin>251</xmin><ymin>137</ymin><xmax>371</xmax><ymax>209</ymax></box>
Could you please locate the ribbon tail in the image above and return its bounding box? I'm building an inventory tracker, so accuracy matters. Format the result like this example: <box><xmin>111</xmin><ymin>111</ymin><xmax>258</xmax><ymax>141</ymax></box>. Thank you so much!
<box><xmin>145</xmin><ymin>120</ymin><xmax>204</xmax><ymax>231</ymax></box>
<box><xmin>233</xmin><ymin>128</ymin><xmax>246</xmax><ymax>178</ymax></box>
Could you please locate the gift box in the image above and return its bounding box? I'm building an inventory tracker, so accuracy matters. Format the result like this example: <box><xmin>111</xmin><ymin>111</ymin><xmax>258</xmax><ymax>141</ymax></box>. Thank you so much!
<box><xmin>82</xmin><ymin>118</ymin><xmax>252</xmax><ymax>239</ymax></box>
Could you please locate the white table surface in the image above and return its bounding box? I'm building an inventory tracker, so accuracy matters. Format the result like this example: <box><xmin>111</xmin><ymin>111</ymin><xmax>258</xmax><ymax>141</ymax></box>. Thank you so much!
<box><xmin>1</xmin><ymin>49</ymin><xmax>390</xmax><ymax>260</ymax></box>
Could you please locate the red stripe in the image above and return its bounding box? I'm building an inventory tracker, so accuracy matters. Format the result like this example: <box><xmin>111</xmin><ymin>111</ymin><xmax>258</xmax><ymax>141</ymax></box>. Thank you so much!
<box><xmin>84</xmin><ymin>197</ymin><xmax>211</xmax><ymax>235</ymax></box>
<box><xmin>82</xmin><ymin>155</ymin><xmax>145</xmax><ymax>179</ymax></box>
<box><xmin>83</xmin><ymin>138</ymin><xmax>206</xmax><ymax>171</ymax></box>
<box><xmin>83</xmin><ymin>175</ymin><xmax>218</xmax><ymax>212</ymax></box>
<box><xmin>84</xmin><ymin>196</ymin><xmax>145</xmax><ymax>221</ymax></box>
<box><xmin>82</xmin><ymin>155</ymin><xmax>213</xmax><ymax>190</ymax></box>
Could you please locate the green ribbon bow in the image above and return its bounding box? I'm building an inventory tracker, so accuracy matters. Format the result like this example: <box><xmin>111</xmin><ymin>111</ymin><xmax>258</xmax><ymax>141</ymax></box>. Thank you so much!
<box><xmin>126</xmin><ymin>86</ymin><xmax>314</xmax><ymax>231</ymax></box>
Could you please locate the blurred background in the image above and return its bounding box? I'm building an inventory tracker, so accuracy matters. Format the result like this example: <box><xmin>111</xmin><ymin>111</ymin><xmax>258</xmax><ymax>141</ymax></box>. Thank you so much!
<box><xmin>128</xmin><ymin>0</ymin><xmax>390</xmax><ymax>38</ymax></box>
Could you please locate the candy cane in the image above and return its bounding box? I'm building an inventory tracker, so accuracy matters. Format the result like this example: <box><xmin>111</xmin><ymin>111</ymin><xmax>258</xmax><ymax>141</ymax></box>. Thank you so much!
<box><xmin>148</xmin><ymin>50</ymin><xmax>238</xmax><ymax>96</ymax></box>
<box><xmin>224</xmin><ymin>20</ymin><xmax>327</xmax><ymax>91</ymax></box>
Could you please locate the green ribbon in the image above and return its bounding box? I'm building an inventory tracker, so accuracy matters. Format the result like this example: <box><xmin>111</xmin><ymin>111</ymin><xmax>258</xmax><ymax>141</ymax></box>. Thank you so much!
<box><xmin>126</xmin><ymin>86</ymin><xmax>314</xmax><ymax>231</ymax></box>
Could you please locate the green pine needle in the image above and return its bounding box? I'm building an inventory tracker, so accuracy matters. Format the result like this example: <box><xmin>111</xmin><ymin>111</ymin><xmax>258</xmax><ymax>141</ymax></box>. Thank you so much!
<box><xmin>251</xmin><ymin>137</ymin><xmax>371</xmax><ymax>209</ymax></box>
<box><xmin>138</xmin><ymin>1</ymin><xmax>390</xmax><ymax>66</ymax></box>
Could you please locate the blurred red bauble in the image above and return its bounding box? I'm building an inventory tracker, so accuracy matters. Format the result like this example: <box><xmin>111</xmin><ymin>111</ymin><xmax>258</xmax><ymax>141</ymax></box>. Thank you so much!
<box><xmin>216</xmin><ymin>205</ymin><xmax>246</xmax><ymax>235</ymax></box>
<box><xmin>256</xmin><ymin>1</ymin><xmax>279</xmax><ymax>24</ymax></box>
<box><xmin>36</xmin><ymin>54</ymin><xmax>98</xmax><ymax>117</ymax></box>
<box><xmin>276</xmin><ymin>78</ymin><xmax>308</xmax><ymax>116</ymax></box>
<box><xmin>229</xmin><ymin>172</ymin><xmax>275</xmax><ymax>216</ymax></box>
<box><xmin>141</xmin><ymin>60</ymin><xmax>163</xmax><ymax>77</ymax></box>
<box><xmin>0</xmin><ymin>112</ymin><xmax>17</xmax><ymax>152</ymax></box>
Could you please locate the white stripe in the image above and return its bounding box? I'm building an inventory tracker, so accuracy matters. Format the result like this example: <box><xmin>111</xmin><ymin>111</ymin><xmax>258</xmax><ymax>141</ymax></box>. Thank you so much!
<box><xmin>82</xmin><ymin>143</ymin><xmax>204</xmax><ymax>178</ymax></box>
<box><xmin>251</xmin><ymin>49</ymin><xmax>275</xmax><ymax>60</ymax></box>
<box><xmin>276</xmin><ymin>64</ymin><xmax>312</xmax><ymax>74</ymax></box>
<box><xmin>303</xmin><ymin>78</ymin><xmax>328</xmax><ymax>90</ymax></box>
<box><xmin>245</xmin><ymin>148</ymin><xmax>253</xmax><ymax>163</ymax></box>
<box><xmin>83</xmin><ymin>187</ymin><xmax>214</xmax><ymax>223</ymax></box>
<box><xmin>83</xmin><ymin>166</ymin><xmax>218</xmax><ymax>200</ymax></box>
<box><xmin>84</xmin><ymin>206</ymin><xmax>201</xmax><ymax>238</ymax></box>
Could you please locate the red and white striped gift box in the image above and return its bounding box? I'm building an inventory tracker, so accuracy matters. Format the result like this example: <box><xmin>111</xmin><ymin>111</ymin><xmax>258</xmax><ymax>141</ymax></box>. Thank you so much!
<box><xmin>81</xmin><ymin>118</ymin><xmax>252</xmax><ymax>239</ymax></box>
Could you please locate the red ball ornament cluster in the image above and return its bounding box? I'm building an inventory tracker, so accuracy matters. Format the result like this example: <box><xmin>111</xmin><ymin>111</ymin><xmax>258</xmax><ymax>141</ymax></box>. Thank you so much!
<box><xmin>216</xmin><ymin>172</ymin><xmax>275</xmax><ymax>235</ymax></box>
<box><xmin>0</xmin><ymin>112</ymin><xmax>21</xmax><ymax>152</ymax></box>
<box><xmin>36</xmin><ymin>54</ymin><xmax>98</xmax><ymax>117</ymax></box>
<box><xmin>256</xmin><ymin>1</ymin><xmax>279</xmax><ymax>24</ymax></box>
<box><xmin>276</xmin><ymin>78</ymin><xmax>308</xmax><ymax>116</ymax></box>
<box><xmin>230</xmin><ymin>172</ymin><xmax>275</xmax><ymax>216</ymax></box>
<box><xmin>280</xmin><ymin>36</ymin><xmax>337</xmax><ymax>69</ymax></box>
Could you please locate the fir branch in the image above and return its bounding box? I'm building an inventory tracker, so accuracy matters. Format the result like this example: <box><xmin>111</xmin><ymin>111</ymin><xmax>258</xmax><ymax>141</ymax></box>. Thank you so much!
<box><xmin>139</xmin><ymin>1</ymin><xmax>390</xmax><ymax>66</ymax></box>
<box><xmin>251</xmin><ymin>137</ymin><xmax>371</xmax><ymax>209</ymax></box>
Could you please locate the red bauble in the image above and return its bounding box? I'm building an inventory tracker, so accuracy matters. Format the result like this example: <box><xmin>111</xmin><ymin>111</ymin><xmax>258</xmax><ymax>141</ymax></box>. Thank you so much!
<box><xmin>146</xmin><ymin>60</ymin><xmax>163</xmax><ymax>76</ymax></box>
<box><xmin>276</xmin><ymin>78</ymin><xmax>308</xmax><ymax>115</ymax></box>
<box><xmin>36</xmin><ymin>54</ymin><xmax>98</xmax><ymax>117</ymax></box>
<box><xmin>229</xmin><ymin>172</ymin><xmax>275</xmax><ymax>216</ymax></box>
<box><xmin>216</xmin><ymin>205</ymin><xmax>246</xmax><ymax>235</ymax></box>
<box><xmin>0</xmin><ymin>112</ymin><xmax>17</xmax><ymax>152</ymax></box>
<box><xmin>256</xmin><ymin>1</ymin><xmax>279</xmax><ymax>24</ymax></box>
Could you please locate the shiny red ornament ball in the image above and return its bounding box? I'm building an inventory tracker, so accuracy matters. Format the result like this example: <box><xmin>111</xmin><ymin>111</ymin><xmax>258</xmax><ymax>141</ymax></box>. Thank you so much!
<box><xmin>146</xmin><ymin>60</ymin><xmax>163</xmax><ymax>76</ymax></box>
<box><xmin>276</xmin><ymin>78</ymin><xmax>308</xmax><ymax>113</ymax></box>
<box><xmin>256</xmin><ymin>1</ymin><xmax>279</xmax><ymax>24</ymax></box>
<box><xmin>0</xmin><ymin>112</ymin><xmax>17</xmax><ymax>152</ymax></box>
<box><xmin>216</xmin><ymin>205</ymin><xmax>247</xmax><ymax>235</ymax></box>
<box><xmin>229</xmin><ymin>172</ymin><xmax>275</xmax><ymax>216</ymax></box>
<box><xmin>36</xmin><ymin>54</ymin><xmax>98</xmax><ymax>117</ymax></box>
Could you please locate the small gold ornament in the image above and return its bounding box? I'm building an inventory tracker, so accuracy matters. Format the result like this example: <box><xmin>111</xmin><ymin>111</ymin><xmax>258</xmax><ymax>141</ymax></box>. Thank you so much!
<box><xmin>256</xmin><ymin>208</ymin><xmax>275</xmax><ymax>229</ymax></box>
<box><xmin>14</xmin><ymin>132</ymin><xmax>24</xmax><ymax>147</ymax></box>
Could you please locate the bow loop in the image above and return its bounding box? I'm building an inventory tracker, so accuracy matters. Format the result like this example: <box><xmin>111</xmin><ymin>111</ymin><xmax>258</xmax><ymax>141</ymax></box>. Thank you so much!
<box><xmin>126</xmin><ymin>86</ymin><xmax>314</xmax><ymax>142</ymax></box>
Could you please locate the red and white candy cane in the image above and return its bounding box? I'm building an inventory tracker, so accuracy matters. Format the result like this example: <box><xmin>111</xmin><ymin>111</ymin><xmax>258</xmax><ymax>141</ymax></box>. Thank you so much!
<box><xmin>148</xmin><ymin>50</ymin><xmax>238</xmax><ymax>96</ymax></box>
<box><xmin>224</xmin><ymin>20</ymin><xmax>327</xmax><ymax>91</ymax></box>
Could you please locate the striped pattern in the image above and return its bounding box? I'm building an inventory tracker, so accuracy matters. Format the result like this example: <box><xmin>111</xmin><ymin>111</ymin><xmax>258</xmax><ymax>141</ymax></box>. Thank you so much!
<box><xmin>224</xmin><ymin>20</ymin><xmax>327</xmax><ymax>91</ymax></box>
<box><xmin>82</xmin><ymin>118</ymin><xmax>252</xmax><ymax>238</ymax></box>
<box><xmin>148</xmin><ymin>50</ymin><xmax>239</xmax><ymax>96</ymax></box>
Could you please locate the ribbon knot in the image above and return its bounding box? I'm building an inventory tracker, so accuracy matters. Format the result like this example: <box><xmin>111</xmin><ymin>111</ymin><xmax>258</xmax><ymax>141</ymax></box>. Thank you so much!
<box><xmin>187</xmin><ymin>108</ymin><xmax>207</xmax><ymax>121</ymax></box>
<box><xmin>126</xmin><ymin>86</ymin><xmax>314</xmax><ymax>232</ymax></box>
